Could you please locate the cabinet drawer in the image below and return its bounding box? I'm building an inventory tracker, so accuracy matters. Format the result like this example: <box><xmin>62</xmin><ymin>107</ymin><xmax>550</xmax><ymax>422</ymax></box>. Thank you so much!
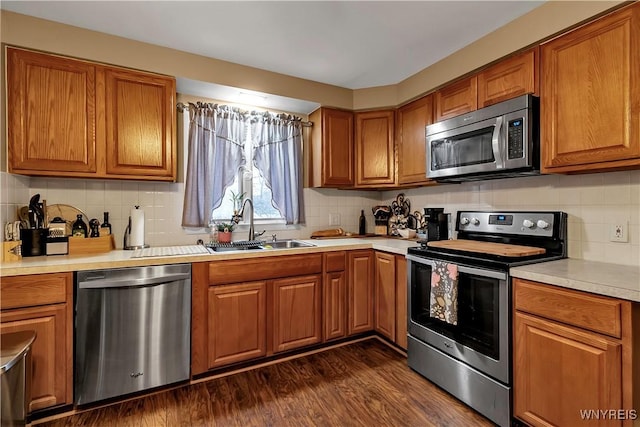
<box><xmin>514</xmin><ymin>279</ymin><xmax>622</xmax><ymax>338</ymax></box>
<box><xmin>1</xmin><ymin>273</ymin><xmax>71</xmax><ymax>310</ymax></box>
<box><xmin>209</xmin><ymin>254</ymin><xmax>322</xmax><ymax>285</ymax></box>
<box><xmin>325</xmin><ymin>251</ymin><xmax>346</xmax><ymax>272</ymax></box>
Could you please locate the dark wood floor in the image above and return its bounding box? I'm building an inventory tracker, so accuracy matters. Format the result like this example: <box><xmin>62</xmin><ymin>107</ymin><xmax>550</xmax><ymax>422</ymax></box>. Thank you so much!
<box><xmin>36</xmin><ymin>339</ymin><xmax>493</xmax><ymax>427</ymax></box>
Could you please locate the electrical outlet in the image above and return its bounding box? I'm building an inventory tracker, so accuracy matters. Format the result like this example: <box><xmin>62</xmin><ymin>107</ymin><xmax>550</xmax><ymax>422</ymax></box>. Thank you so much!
<box><xmin>329</xmin><ymin>213</ymin><xmax>341</xmax><ymax>226</ymax></box>
<box><xmin>610</xmin><ymin>222</ymin><xmax>628</xmax><ymax>242</ymax></box>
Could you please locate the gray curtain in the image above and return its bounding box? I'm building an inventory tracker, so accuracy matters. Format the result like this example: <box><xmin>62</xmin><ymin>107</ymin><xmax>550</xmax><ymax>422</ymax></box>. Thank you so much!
<box><xmin>182</xmin><ymin>103</ymin><xmax>246</xmax><ymax>227</ymax></box>
<box><xmin>251</xmin><ymin>113</ymin><xmax>305</xmax><ymax>225</ymax></box>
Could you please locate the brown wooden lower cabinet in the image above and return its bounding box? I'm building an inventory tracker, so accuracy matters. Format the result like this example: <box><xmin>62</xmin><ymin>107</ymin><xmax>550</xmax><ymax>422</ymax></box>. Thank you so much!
<box><xmin>395</xmin><ymin>256</ymin><xmax>408</xmax><ymax>350</ymax></box>
<box><xmin>513</xmin><ymin>278</ymin><xmax>637</xmax><ymax>427</ymax></box>
<box><xmin>272</xmin><ymin>275</ymin><xmax>322</xmax><ymax>353</ymax></box>
<box><xmin>0</xmin><ymin>273</ymin><xmax>73</xmax><ymax>412</ymax></box>
<box><xmin>207</xmin><ymin>281</ymin><xmax>267</xmax><ymax>368</ymax></box>
<box><xmin>348</xmin><ymin>250</ymin><xmax>374</xmax><ymax>335</ymax></box>
<box><xmin>324</xmin><ymin>270</ymin><xmax>347</xmax><ymax>342</ymax></box>
<box><xmin>374</xmin><ymin>251</ymin><xmax>396</xmax><ymax>341</ymax></box>
<box><xmin>514</xmin><ymin>311</ymin><xmax>622</xmax><ymax>427</ymax></box>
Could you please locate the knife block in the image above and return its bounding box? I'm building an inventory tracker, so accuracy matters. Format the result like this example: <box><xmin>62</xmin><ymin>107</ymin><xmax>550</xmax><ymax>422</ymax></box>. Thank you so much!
<box><xmin>2</xmin><ymin>241</ymin><xmax>22</xmax><ymax>262</ymax></box>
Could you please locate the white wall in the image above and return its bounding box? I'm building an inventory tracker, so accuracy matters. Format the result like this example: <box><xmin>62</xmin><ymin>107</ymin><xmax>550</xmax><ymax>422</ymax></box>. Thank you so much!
<box><xmin>3</xmin><ymin>169</ymin><xmax>640</xmax><ymax>266</ymax></box>
<box><xmin>0</xmin><ymin>171</ymin><xmax>380</xmax><ymax>247</ymax></box>
<box><xmin>381</xmin><ymin>171</ymin><xmax>640</xmax><ymax>267</ymax></box>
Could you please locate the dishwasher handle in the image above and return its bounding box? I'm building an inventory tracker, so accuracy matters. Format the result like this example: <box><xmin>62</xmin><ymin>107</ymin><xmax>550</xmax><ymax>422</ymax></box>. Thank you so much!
<box><xmin>78</xmin><ymin>272</ymin><xmax>190</xmax><ymax>289</ymax></box>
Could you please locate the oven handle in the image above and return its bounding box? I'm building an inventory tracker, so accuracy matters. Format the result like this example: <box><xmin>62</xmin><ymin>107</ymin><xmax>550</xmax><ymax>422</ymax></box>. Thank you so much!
<box><xmin>406</xmin><ymin>254</ymin><xmax>507</xmax><ymax>280</ymax></box>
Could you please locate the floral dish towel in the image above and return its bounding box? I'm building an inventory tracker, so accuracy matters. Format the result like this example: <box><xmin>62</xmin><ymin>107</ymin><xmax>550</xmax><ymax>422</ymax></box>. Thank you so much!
<box><xmin>429</xmin><ymin>261</ymin><xmax>459</xmax><ymax>325</ymax></box>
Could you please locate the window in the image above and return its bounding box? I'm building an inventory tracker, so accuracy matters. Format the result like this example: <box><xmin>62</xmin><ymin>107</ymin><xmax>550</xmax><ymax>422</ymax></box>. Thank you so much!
<box><xmin>211</xmin><ymin>123</ymin><xmax>284</xmax><ymax>223</ymax></box>
<box><xmin>181</xmin><ymin>102</ymin><xmax>305</xmax><ymax>229</ymax></box>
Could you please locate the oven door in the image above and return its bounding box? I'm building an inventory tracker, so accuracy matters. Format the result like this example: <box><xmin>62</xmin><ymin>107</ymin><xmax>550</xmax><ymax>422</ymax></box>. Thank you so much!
<box><xmin>406</xmin><ymin>254</ymin><xmax>510</xmax><ymax>384</ymax></box>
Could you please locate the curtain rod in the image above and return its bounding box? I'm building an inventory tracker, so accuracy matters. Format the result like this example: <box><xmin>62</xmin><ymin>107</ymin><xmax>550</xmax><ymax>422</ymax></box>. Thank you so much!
<box><xmin>176</xmin><ymin>102</ymin><xmax>313</xmax><ymax>127</ymax></box>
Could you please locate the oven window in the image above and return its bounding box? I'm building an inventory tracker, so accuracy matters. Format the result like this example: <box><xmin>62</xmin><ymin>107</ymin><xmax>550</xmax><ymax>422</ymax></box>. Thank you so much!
<box><xmin>431</xmin><ymin>126</ymin><xmax>495</xmax><ymax>170</ymax></box>
<box><xmin>410</xmin><ymin>261</ymin><xmax>499</xmax><ymax>359</ymax></box>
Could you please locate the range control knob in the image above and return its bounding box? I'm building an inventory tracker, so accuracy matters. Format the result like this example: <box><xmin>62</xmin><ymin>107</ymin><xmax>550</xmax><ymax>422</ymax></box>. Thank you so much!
<box><xmin>460</xmin><ymin>217</ymin><xmax>470</xmax><ymax>226</ymax></box>
<box><xmin>537</xmin><ymin>220</ymin><xmax>550</xmax><ymax>229</ymax></box>
<box><xmin>522</xmin><ymin>219</ymin><xmax>535</xmax><ymax>229</ymax></box>
<box><xmin>470</xmin><ymin>218</ymin><xmax>480</xmax><ymax>225</ymax></box>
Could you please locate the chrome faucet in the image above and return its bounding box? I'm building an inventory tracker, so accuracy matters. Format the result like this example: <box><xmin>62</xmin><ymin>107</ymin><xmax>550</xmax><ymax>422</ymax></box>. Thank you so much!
<box><xmin>231</xmin><ymin>198</ymin><xmax>265</xmax><ymax>241</ymax></box>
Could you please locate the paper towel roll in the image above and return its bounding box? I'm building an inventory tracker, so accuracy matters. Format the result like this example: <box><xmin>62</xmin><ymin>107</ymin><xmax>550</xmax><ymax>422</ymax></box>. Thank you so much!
<box><xmin>130</xmin><ymin>206</ymin><xmax>145</xmax><ymax>247</ymax></box>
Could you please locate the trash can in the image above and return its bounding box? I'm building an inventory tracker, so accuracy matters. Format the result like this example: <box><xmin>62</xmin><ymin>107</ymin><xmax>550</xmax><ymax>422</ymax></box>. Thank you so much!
<box><xmin>1</xmin><ymin>331</ymin><xmax>36</xmax><ymax>427</ymax></box>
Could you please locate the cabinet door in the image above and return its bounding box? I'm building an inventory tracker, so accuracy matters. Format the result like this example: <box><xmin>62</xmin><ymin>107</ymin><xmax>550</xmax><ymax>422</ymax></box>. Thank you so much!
<box><xmin>374</xmin><ymin>252</ymin><xmax>396</xmax><ymax>341</ymax></box>
<box><xmin>395</xmin><ymin>256</ymin><xmax>408</xmax><ymax>350</ymax></box>
<box><xmin>1</xmin><ymin>304</ymin><xmax>70</xmax><ymax>412</ymax></box>
<box><xmin>324</xmin><ymin>270</ymin><xmax>347</xmax><ymax>342</ymax></box>
<box><xmin>396</xmin><ymin>95</ymin><xmax>435</xmax><ymax>186</ymax></box>
<box><xmin>435</xmin><ymin>76</ymin><xmax>478</xmax><ymax>121</ymax></box>
<box><xmin>309</xmin><ymin>108</ymin><xmax>354</xmax><ymax>187</ymax></box>
<box><xmin>103</xmin><ymin>67</ymin><xmax>176</xmax><ymax>180</ymax></box>
<box><xmin>208</xmin><ymin>282</ymin><xmax>267</xmax><ymax>368</ymax></box>
<box><xmin>478</xmin><ymin>48</ymin><xmax>538</xmax><ymax>108</ymax></box>
<box><xmin>355</xmin><ymin>110</ymin><xmax>395</xmax><ymax>187</ymax></box>
<box><xmin>348</xmin><ymin>250</ymin><xmax>374</xmax><ymax>335</ymax></box>
<box><xmin>272</xmin><ymin>275</ymin><xmax>322</xmax><ymax>353</ymax></box>
<box><xmin>514</xmin><ymin>312</ymin><xmax>622</xmax><ymax>427</ymax></box>
<box><xmin>7</xmin><ymin>48</ymin><xmax>97</xmax><ymax>175</ymax></box>
<box><xmin>541</xmin><ymin>5</ymin><xmax>640</xmax><ymax>172</ymax></box>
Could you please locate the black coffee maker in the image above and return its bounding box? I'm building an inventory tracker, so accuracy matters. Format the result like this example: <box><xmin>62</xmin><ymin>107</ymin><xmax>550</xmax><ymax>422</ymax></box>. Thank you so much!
<box><xmin>424</xmin><ymin>208</ymin><xmax>449</xmax><ymax>241</ymax></box>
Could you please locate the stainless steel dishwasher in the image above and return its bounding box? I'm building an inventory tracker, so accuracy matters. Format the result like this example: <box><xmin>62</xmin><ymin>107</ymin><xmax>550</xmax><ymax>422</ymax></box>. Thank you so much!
<box><xmin>75</xmin><ymin>264</ymin><xmax>191</xmax><ymax>405</ymax></box>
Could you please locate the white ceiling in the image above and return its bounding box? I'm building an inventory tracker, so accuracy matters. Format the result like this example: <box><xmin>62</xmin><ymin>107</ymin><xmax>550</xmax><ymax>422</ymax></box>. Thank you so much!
<box><xmin>1</xmin><ymin>1</ymin><xmax>544</xmax><ymax>113</ymax></box>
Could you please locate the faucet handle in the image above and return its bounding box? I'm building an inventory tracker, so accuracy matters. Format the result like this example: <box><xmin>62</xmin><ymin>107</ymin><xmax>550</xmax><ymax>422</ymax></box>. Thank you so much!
<box><xmin>254</xmin><ymin>230</ymin><xmax>266</xmax><ymax>238</ymax></box>
<box><xmin>271</xmin><ymin>234</ymin><xmax>277</xmax><ymax>242</ymax></box>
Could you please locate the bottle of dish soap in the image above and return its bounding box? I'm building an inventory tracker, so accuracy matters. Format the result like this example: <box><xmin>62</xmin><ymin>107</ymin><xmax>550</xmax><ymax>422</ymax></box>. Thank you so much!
<box><xmin>359</xmin><ymin>210</ymin><xmax>366</xmax><ymax>235</ymax></box>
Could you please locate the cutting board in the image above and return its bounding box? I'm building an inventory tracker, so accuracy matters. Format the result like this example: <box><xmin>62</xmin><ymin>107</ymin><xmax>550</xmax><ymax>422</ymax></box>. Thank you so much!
<box><xmin>427</xmin><ymin>240</ymin><xmax>545</xmax><ymax>257</ymax></box>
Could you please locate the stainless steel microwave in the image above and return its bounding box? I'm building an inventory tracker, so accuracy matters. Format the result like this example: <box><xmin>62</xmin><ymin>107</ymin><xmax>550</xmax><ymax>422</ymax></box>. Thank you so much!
<box><xmin>426</xmin><ymin>94</ymin><xmax>539</xmax><ymax>182</ymax></box>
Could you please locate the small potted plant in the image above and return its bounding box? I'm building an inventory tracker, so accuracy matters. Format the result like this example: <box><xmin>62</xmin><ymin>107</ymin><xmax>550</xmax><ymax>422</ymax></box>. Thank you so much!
<box><xmin>216</xmin><ymin>222</ymin><xmax>234</xmax><ymax>243</ymax></box>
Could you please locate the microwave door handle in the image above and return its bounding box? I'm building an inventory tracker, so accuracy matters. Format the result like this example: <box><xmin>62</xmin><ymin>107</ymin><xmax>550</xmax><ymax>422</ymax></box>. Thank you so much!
<box><xmin>492</xmin><ymin>116</ymin><xmax>503</xmax><ymax>169</ymax></box>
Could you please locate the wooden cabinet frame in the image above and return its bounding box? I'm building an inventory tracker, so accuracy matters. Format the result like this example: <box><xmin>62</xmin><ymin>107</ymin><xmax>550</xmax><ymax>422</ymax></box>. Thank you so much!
<box><xmin>0</xmin><ymin>272</ymin><xmax>73</xmax><ymax>412</ymax></box>
<box><xmin>6</xmin><ymin>47</ymin><xmax>176</xmax><ymax>181</ymax></box>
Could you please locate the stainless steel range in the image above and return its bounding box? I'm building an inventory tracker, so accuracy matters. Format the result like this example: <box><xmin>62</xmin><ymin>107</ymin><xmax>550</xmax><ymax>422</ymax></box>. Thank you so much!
<box><xmin>406</xmin><ymin>210</ymin><xmax>567</xmax><ymax>427</ymax></box>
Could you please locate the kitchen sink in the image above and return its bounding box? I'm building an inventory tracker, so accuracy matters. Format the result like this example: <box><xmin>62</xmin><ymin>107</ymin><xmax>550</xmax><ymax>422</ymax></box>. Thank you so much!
<box><xmin>207</xmin><ymin>245</ymin><xmax>264</xmax><ymax>252</ymax></box>
<box><xmin>260</xmin><ymin>239</ymin><xmax>315</xmax><ymax>249</ymax></box>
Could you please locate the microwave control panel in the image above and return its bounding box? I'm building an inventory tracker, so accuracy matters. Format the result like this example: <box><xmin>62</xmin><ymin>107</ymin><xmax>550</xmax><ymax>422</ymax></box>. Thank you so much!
<box><xmin>507</xmin><ymin>118</ymin><xmax>524</xmax><ymax>159</ymax></box>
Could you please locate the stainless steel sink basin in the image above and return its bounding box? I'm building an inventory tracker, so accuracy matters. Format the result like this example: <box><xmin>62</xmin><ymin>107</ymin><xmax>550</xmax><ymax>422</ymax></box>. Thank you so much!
<box><xmin>207</xmin><ymin>245</ymin><xmax>264</xmax><ymax>252</ymax></box>
<box><xmin>261</xmin><ymin>240</ymin><xmax>315</xmax><ymax>249</ymax></box>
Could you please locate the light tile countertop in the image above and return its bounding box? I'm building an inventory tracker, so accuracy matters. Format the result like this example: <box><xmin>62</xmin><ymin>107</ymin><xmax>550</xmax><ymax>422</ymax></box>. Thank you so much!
<box><xmin>2</xmin><ymin>238</ymin><xmax>638</xmax><ymax>303</ymax></box>
<box><xmin>510</xmin><ymin>259</ymin><xmax>640</xmax><ymax>302</ymax></box>
<box><xmin>0</xmin><ymin>237</ymin><xmax>417</xmax><ymax>277</ymax></box>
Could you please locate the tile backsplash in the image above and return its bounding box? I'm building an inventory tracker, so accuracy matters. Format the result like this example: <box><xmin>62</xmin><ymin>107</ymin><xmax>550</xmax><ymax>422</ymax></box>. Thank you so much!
<box><xmin>2</xmin><ymin>170</ymin><xmax>639</xmax><ymax>267</ymax></box>
<box><xmin>381</xmin><ymin>171</ymin><xmax>640</xmax><ymax>266</ymax></box>
<box><xmin>0</xmin><ymin>171</ymin><xmax>380</xmax><ymax>248</ymax></box>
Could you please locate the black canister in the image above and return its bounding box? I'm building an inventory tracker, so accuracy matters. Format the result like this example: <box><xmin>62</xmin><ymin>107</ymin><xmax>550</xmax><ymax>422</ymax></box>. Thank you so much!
<box><xmin>20</xmin><ymin>228</ymin><xmax>48</xmax><ymax>257</ymax></box>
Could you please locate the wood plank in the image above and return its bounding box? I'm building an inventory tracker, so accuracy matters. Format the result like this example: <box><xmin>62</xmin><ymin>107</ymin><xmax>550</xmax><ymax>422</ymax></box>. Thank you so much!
<box><xmin>427</xmin><ymin>239</ymin><xmax>545</xmax><ymax>257</ymax></box>
<box><xmin>208</xmin><ymin>254</ymin><xmax>322</xmax><ymax>285</ymax></box>
<box><xmin>514</xmin><ymin>278</ymin><xmax>623</xmax><ymax>338</ymax></box>
<box><xmin>33</xmin><ymin>340</ymin><xmax>492</xmax><ymax>427</ymax></box>
<box><xmin>1</xmin><ymin>272</ymin><xmax>71</xmax><ymax>310</ymax></box>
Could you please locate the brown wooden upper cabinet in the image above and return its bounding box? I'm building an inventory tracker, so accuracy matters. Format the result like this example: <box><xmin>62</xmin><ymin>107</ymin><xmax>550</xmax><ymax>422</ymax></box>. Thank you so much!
<box><xmin>103</xmin><ymin>67</ymin><xmax>176</xmax><ymax>179</ymax></box>
<box><xmin>309</xmin><ymin>107</ymin><xmax>354</xmax><ymax>187</ymax></box>
<box><xmin>541</xmin><ymin>3</ymin><xmax>640</xmax><ymax>173</ymax></box>
<box><xmin>6</xmin><ymin>47</ymin><xmax>177</xmax><ymax>181</ymax></box>
<box><xmin>435</xmin><ymin>48</ymin><xmax>538</xmax><ymax>122</ymax></box>
<box><xmin>435</xmin><ymin>76</ymin><xmax>478</xmax><ymax>122</ymax></box>
<box><xmin>355</xmin><ymin>110</ymin><xmax>395</xmax><ymax>187</ymax></box>
<box><xmin>478</xmin><ymin>48</ymin><xmax>538</xmax><ymax>108</ymax></box>
<box><xmin>396</xmin><ymin>94</ymin><xmax>435</xmax><ymax>186</ymax></box>
<box><xmin>7</xmin><ymin>48</ymin><xmax>98</xmax><ymax>175</ymax></box>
